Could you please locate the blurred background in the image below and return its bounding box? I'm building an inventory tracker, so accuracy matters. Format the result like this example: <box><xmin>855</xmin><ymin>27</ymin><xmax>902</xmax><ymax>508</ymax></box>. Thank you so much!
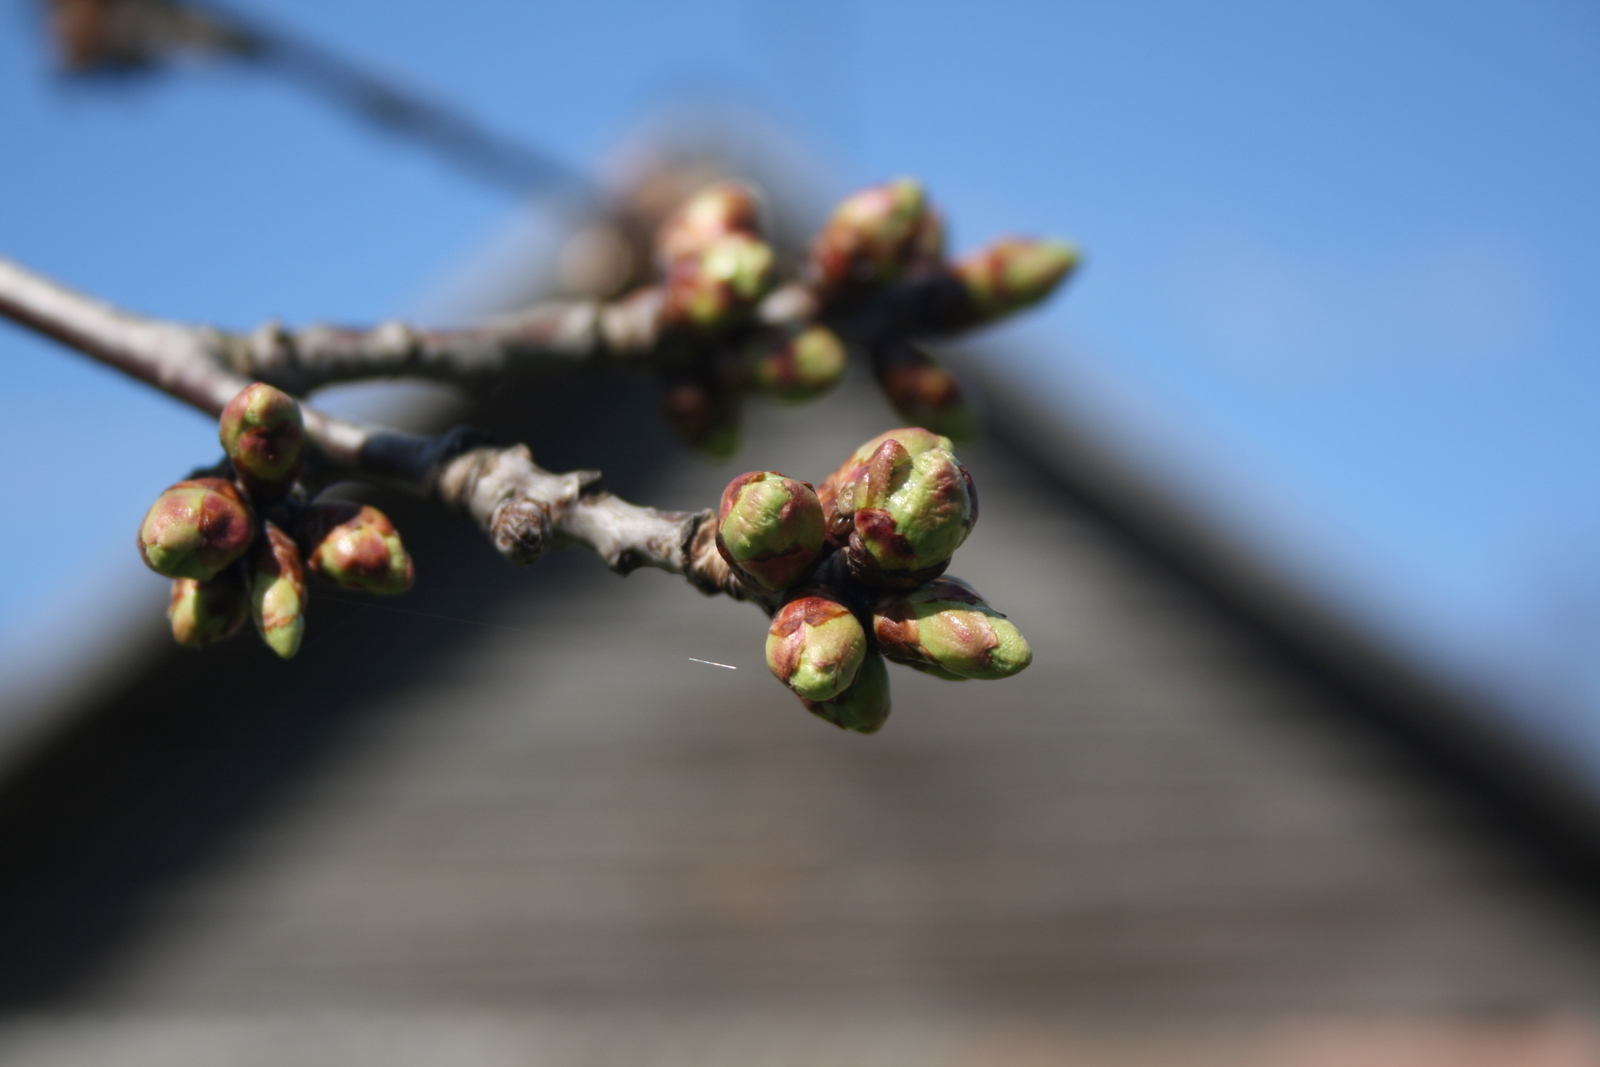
<box><xmin>2</xmin><ymin>1</ymin><xmax>1599</xmax><ymax>1063</ymax></box>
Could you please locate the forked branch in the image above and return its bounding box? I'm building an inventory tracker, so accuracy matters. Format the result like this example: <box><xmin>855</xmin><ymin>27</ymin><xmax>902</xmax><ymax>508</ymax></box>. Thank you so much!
<box><xmin>0</xmin><ymin>255</ymin><xmax>745</xmax><ymax>597</ymax></box>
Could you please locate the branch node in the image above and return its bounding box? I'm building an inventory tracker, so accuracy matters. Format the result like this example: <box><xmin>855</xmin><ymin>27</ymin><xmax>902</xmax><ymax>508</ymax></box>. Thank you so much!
<box><xmin>683</xmin><ymin>511</ymin><xmax>759</xmax><ymax>603</ymax></box>
<box><xmin>489</xmin><ymin>497</ymin><xmax>552</xmax><ymax>565</ymax></box>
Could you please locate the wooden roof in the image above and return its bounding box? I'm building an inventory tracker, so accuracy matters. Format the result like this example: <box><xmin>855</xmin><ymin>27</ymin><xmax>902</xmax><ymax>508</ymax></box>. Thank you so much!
<box><xmin>0</xmin><ymin>366</ymin><xmax>1597</xmax><ymax>1062</ymax></box>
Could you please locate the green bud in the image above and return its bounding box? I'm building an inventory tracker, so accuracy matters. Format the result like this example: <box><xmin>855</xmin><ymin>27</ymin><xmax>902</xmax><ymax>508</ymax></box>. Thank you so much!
<box><xmin>809</xmin><ymin>178</ymin><xmax>943</xmax><ymax>296</ymax></box>
<box><xmin>931</xmin><ymin>237</ymin><xmax>1079</xmax><ymax>334</ymax></box>
<box><xmin>219</xmin><ymin>382</ymin><xmax>307</xmax><ymax>503</ymax></box>
<box><xmin>873</xmin><ymin>577</ymin><xmax>1032</xmax><ymax>680</ymax></box>
<box><xmin>167</xmin><ymin>577</ymin><xmax>249</xmax><ymax>648</ymax></box>
<box><xmin>800</xmin><ymin>650</ymin><xmax>891</xmax><ymax>734</ymax></box>
<box><xmin>716</xmin><ymin>472</ymin><xmax>825</xmax><ymax>593</ymax></box>
<box><xmin>655</xmin><ymin>181</ymin><xmax>764</xmax><ymax>265</ymax></box>
<box><xmin>766</xmin><ymin>595</ymin><xmax>868</xmax><ymax>702</ymax></box>
<box><xmin>662</xmin><ymin>376</ymin><xmax>742</xmax><ymax>458</ymax></box>
<box><xmin>815</xmin><ymin>427</ymin><xmax>954</xmax><ymax>543</ymax></box>
<box><xmin>249</xmin><ymin>522</ymin><xmax>306</xmax><ymax>659</ymax></box>
<box><xmin>744</xmin><ymin>324</ymin><xmax>848</xmax><ymax>403</ymax></box>
<box><xmin>824</xmin><ymin>433</ymin><xmax>977</xmax><ymax>587</ymax></box>
<box><xmin>871</xmin><ymin>340</ymin><xmax>974</xmax><ymax>442</ymax></box>
<box><xmin>661</xmin><ymin>232</ymin><xmax>776</xmax><ymax>332</ymax></box>
<box><xmin>137</xmin><ymin>477</ymin><xmax>256</xmax><ymax>580</ymax></box>
<box><xmin>297</xmin><ymin>501</ymin><xmax>415</xmax><ymax>595</ymax></box>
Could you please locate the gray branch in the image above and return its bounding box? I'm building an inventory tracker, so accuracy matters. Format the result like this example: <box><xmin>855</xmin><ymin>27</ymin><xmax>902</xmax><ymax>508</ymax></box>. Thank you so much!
<box><xmin>0</xmin><ymin>255</ymin><xmax>746</xmax><ymax>599</ymax></box>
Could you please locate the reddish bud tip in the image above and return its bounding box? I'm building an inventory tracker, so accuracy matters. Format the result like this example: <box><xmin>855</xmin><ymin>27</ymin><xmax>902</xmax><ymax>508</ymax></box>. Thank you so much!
<box><xmin>809</xmin><ymin>178</ymin><xmax>943</xmax><ymax>297</ymax></box>
<box><xmin>137</xmin><ymin>478</ymin><xmax>256</xmax><ymax>580</ymax></box>
<box><xmin>219</xmin><ymin>382</ymin><xmax>307</xmax><ymax>504</ymax></box>
<box><xmin>766</xmin><ymin>595</ymin><xmax>869</xmax><ymax>702</ymax></box>
<box><xmin>744</xmin><ymin>324</ymin><xmax>848</xmax><ymax>404</ymax></box>
<box><xmin>660</xmin><ymin>232</ymin><xmax>776</xmax><ymax>332</ymax></box>
<box><xmin>873</xmin><ymin>577</ymin><xmax>1031</xmax><ymax>680</ymax></box>
<box><xmin>655</xmin><ymin>181</ymin><xmax>765</xmax><ymax>266</ymax></box>
<box><xmin>297</xmin><ymin>501</ymin><xmax>415</xmax><ymax>595</ymax></box>
<box><xmin>716</xmin><ymin>472</ymin><xmax>825</xmax><ymax>593</ymax></box>
<box><xmin>871</xmin><ymin>340</ymin><xmax>975</xmax><ymax>442</ymax></box>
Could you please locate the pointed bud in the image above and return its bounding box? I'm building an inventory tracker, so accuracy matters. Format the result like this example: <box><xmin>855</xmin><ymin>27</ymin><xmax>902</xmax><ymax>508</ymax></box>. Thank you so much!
<box><xmin>167</xmin><ymin>577</ymin><xmax>249</xmax><ymax>648</ymax></box>
<box><xmin>296</xmin><ymin>501</ymin><xmax>415</xmax><ymax>594</ymax></box>
<box><xmin>800</xmin><ymin>650</ymin><xmax>891</xmax><ymax>734</ymax></box>
<box><xmin>716</xmin><ymin>472</ymin><xmax>825</xmax><ymax>593</ymax></box>
<box><xmin>219</xmin><ymin>382</ymin><xmax>307</xmax><ymax>503</ymax></box>
<box><xmin>660</xmin><ymin>232</ymin><xmax>776</xmax><ymax>332</ymax></box>
<box><xmin>766</xmin><ymin>595</ymin><xmax>868</xmax><ymax>702</ymax></box>
<box><xmin>871</xmin><ymin>339</ymin><xmax>974</xmax><ymax>441</ymax></box>
<box><xmin>655</xmin><ymin>181</ymin><xmax>764</xmax><ymax>265</ymax></box>
<box><xmin>873</xmin><ymin>577</ymin><xmax>1031</xmax><ymax>680</ymax></box>
<box><xmin>137</xmin><ymin>478</ymin><xmax>256</xmax><ymax>580</ymax></box>
<box><xmin>815</xmin><ymin>427</ymin><xmax>954</xmax><ymax>544</ymax></box>
<box><xmin>744</xmin><ymin>324</ymin><xmax>848</xmax><ymax>403</ymax></box>
<box><xmin>663</xmin><ymin>375</ymin><xmax>742</xmax><ymax>458</ymax></box>
<box><xmin>249</xmin><ymin>523</ymin><xmax>306</xmax><ymax>659</ymax></box>
<box><xmin>810</xmin><ymin>178</ymin><xmax>943</xmax><ymax>296</ymax></box>
<box><xmin>926</xmin><ymin>237</ymin><xmax>1079</xmax><ymax>334</ymax></box>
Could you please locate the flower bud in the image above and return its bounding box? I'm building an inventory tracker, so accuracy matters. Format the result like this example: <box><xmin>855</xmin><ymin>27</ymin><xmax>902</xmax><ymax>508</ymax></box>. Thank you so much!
<box><xmin>662</xmin><ymin>375</ymin><xmax>742</xmax><ymax>458</ymax></box>
<box><xmin>167</xmin><ymin>577</ymin><xmax>249</xmax><ymax>648</ymax></box>
<box><xmin>297</xmin><ymin>501</ymin><xmax>414</xmax><ymax>595</ymax></box>
<box><xmin>766</xmin><ymin>595</ymin><xmax>868</xmax><ymax>702</ymax></box>
<box><xmin>660</xmin><ymin>232</ymin><xmax>775</xmax><ymax>332</ymax></box>
<box><xmin>926</xmin><ymin>237</ymin><xmax>1079</xmax><ymax>334</ymax></box>
<box><xmin>815</xmin><ymin>427</ymin><xmax>954</xmax><ymax>543</ymax></box>
<box><xmin>873</xmin><ymin>577</ymin><xmax>1031</xmax><ymax>680</ymax></box>
<box><xmin>716</xmin><ymin>472</ymin><xmax>825</xmax><ymax>593</ymax></box>
<box><xmin>809</xmin><ymin>178</ymin><xmax>943</xmax><ymax>296</ymax></box>
<box><xmin>655</xmin><ymin>181</ymin><xmax>764</xmax><ymax>266</ymax></box>
<box><xmin>817</xmin><ymin>431</ymin><xmax>977</xmax><ymax>587</ymax></box>
<box><xmin>219</xmin><ymin>382</ymin><xmax>307</xmax><ymax>503</ymax></box>
<box><xmin>870</xmin><ymin>339</ymin><xmax>974</xmax><ymax>442</ymax></box>
<box><xmin>743</xmin><ymin>324</ymin><xmax>847</xmax><ymax>404</ymax></box>
<box><xmin>800</xmin><ymin>650</ymin><xmax>891</xmax><ymax>734</ymax></box>
<box><xmin>249</xmin><ymin>522</ymin><xmax>306</xmax><ymax>659</ymax></box>
<box><xmin>137</xmin><ymin>478</ymin><xmax>255</xmax><ymax>580</ymax></box>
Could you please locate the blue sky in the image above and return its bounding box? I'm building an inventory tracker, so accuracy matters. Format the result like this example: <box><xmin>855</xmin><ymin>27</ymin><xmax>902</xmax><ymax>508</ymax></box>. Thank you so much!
<box><xmin>2</xmin><ymin>1</ymin><xmax>1598</xmax><ymax>771</ymax></box>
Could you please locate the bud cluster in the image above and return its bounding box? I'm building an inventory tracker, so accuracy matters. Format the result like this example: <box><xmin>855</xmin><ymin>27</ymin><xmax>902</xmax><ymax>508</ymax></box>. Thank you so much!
<box><xmin>136</xmin><ymin>382</ymin><xmax>416</xmax><ymax>658</ymax></box>
<box><xmin>719</xmin><ymin>429</ymin><xmax>1029</xmax><ymax>734</ymax></box>
<box><xmin>634</xmin><ymin>177</ymin><xmax>1078</xmax><ymax>456</ymax></box>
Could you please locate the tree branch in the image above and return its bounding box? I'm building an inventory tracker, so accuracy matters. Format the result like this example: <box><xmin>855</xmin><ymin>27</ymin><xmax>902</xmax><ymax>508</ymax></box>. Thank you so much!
<box><xmin>0</xmin><ymin>255</ymin><xmax>751</xmax><ymax>600</ymax></box>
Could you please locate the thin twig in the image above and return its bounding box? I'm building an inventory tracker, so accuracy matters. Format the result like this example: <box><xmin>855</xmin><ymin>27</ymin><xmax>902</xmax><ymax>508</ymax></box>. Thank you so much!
<box><xmin>0</xmin><ymin>255</ymin><xmax>754</xmax><ymax>599</ymax></box>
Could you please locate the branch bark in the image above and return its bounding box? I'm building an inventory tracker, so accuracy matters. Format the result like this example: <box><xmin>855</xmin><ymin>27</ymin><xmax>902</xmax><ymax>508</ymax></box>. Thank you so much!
<box><xmin>0</xmin><ymin>256</ymin><xmax>753</xmax><ymax>600</ymax></box>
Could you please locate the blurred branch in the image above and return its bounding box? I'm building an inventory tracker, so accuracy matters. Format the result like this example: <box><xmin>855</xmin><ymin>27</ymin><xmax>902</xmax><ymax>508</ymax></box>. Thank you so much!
<box><xmin>0</xmin><ymin>256</ymin><xmax>745</xmax><ymax>595</ymax></box>
<box><xmin>44</xmin><ymin>0</ymin><xmax>588</xmax><ymax>196</ymax></box>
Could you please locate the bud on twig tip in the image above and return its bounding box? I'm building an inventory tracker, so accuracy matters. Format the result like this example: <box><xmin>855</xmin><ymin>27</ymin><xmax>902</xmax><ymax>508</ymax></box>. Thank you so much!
<box><xmin>716</xmin><ymin>472</ymin><xmax>826</xmax><ymax>594</ymax></box>
<box><xmin>250</xmin><ymin>522</ymin><xmax>306</xmax><ymax>659</ymax></box>
<box><xmin>297</xmin><ymin>501</ymin><xmax>415</xmax><ymax>594</ymax></box>
<box><xmin>766</xmin><ymin>595</ymin><xmax>868</xmax><ymax>702</ymax></box>
<box><xmin>744</xmin><ymin>324</ymin><xmax>848</xmax><ymax>404</ymax></box>
<box><xmin>810</xmin><ymin>177</ymin><xmax>943</xmax><ymax>295</ymax></box>
<box><xmin>137</xmin><ymin>478</ymin><xmax>255</xmax><ymax>580</ymax></box>
<box><xmin>801</xmin><ymin>650</ymin><xmax>892</xmax><ymax>734</ymax></box>
<box><xmin>219</xmin><ymin>382</ymin><xmax>307</xmax><ymax>504</ymax></box>
<box><xmin>168</xmin><ymin>577</ymin><xmax>249</xmax><ymax>648</ymax></box>
<box><xmin>873</xmin><ymin>577</ymin><xmax>1032</xmax><ymax>680</ymax></box>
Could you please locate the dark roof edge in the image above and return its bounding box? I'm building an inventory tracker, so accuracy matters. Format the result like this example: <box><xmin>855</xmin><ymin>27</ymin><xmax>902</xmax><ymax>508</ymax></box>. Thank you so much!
<box><xmin>956</xmin><ymin>348</ymin><xmax>1600</xmax><ymax>883</ymax></box>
